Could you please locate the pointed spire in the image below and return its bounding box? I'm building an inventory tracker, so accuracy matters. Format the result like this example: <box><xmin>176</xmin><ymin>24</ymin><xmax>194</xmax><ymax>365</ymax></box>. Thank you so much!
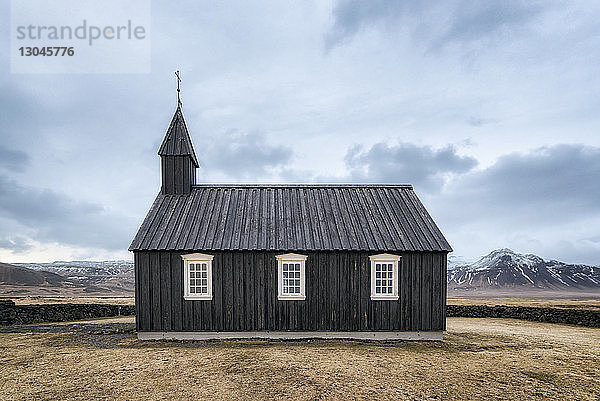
<box><xmin>158</xmin><ymin>105</ymin><xmax>199</xmax><ymax>167</ymax></box>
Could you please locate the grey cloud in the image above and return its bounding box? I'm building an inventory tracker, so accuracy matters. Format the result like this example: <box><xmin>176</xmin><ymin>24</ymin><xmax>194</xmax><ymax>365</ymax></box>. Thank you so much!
<box><xmin>344</xmin><ymin>142</ymin><xmax>477</xmax><ymax>192</ymax></box>
<box><xmin>0</xmin><ymin>146</ymin><xmax>29</xmax><ymax>172</ymax></box>
<box><xmin>432</xmin><ymin>2</ymin><xmax>542</xmax><ymax>50</ymax></box>
<box><xmin>325</xmin><ymin>0</ymin><xmax>407</xmax><ymax>49</ymax></box>
<box><xmin>199</xmin><ymin>130</ymin><xmax>293</xmax><ymax>179</ymax></box>
<box><xmin>0</xmin><ymin>84</ymin><xmax>46</xmax><ymax>157</ymax></box>
<box><xmin>440</xmin><ymin>144</ymin><xmax>600</xmax><ymax>225</ymax></box>
<box><xmin>0</xmin><ymin>175</ymin><xmax>135</xmax><ymax>251</ymax></box>
<box><xmin>326</xmin><ymin>0</ymin><xmax>545</xmax><ymax>50</ymax></box>
<box><xmin>0</xmin><ymin>236</ymin><xmax>32</xmax><ymax>252</ymax></box>
<box><xmin>548</xmin><ymin>239</ymin><xmax>600</xmax><ymax>266</ymax></box>
<box><xmin>467</xmin><ymin>117</ymin><xmax>493</xmax><ymax>127</ymax></box>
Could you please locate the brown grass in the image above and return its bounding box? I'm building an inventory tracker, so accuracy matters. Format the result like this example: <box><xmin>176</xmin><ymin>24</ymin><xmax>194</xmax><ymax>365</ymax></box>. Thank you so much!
<box><xmin>0</xmin><ymin>286</ymin><xmax>133</xmax><ymax>298</ymax></box>
<box><xmin>2</xmin><ymin>296</ymin><xmax>135</xmax><ymax>306</ymax></box>
<box><xmin>448</xmin><ymin>297</ymin><xmax>600</xmax><ymax>310</ymax></box>
<box><xmin>1</xmin><ymin>317</ymin><xmax>599</xmax><ymax>400</ymax></box>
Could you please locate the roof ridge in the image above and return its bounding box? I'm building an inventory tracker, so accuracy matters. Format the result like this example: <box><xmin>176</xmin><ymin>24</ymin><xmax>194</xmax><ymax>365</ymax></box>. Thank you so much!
<box><xmin>190</xmin><ymin>183</ymin><xmax>414</xmax><ymax>189</ymax></box>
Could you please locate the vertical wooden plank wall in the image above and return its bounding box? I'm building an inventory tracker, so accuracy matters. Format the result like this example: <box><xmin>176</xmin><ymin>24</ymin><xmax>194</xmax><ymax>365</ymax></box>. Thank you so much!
<box><xmin>134</xmin><ymin>253</ymin><xmax>140</xmax><ymax>331</ymax></box>
<box><xmin>161</xmin><ymin>156</ymin><xmax>195</xmax><ymax>195</ymax></box>
<box><xmin>134</xmin><ymin>250</ymin><xmax>447</xmax><ymax>332</ymax></box>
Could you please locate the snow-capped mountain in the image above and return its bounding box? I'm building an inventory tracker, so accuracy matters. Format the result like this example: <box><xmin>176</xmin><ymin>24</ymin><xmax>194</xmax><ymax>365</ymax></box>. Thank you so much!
<box><xmin>447</xmin><ymin>255</ymin><xmax>475</xmax><ymax>271</ymax></box>
<box><xmin>448</xmin><ymin>248</ymin><xmax>600</xmax><ymax>290</ymax></box>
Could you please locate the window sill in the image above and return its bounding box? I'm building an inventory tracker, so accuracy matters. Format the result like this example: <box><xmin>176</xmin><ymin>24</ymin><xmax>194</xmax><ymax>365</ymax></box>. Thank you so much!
<box><xmin>370</xmin><ymin>295</ymin><xmax>399</xmax><ymax>301</ymax></box>
<box><xmin>184</xmin><ymin>296</ymin><xmax>212</xmax><ymax>301</ymax></box>
<box><xmin>278</xmin><ymin>296</ymin><xmax>306</xmax><ymax>301</ymax></box>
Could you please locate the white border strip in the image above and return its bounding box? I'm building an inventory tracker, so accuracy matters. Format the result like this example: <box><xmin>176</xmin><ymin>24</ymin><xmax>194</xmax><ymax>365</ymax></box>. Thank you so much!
<box><xmin>138</xmin><ymin>331</ymin><xmax>443</xmax><ymax>341</ymax></box>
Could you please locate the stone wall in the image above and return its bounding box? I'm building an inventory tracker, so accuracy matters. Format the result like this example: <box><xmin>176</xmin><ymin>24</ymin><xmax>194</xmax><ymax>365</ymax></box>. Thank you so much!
<box><xmin>447</xmin><ymin>305</ymin><xmax>600</xmax><ymax>328</ymax></box>
<box><xmin>2</xmin><ymin>300</ymin><xmax>599</xmax><ymax>328</ymax></box>
<box><xmin>0</xmin><ymin>300</ymin><xmax>135</xmax><ymax>325</ymax></box>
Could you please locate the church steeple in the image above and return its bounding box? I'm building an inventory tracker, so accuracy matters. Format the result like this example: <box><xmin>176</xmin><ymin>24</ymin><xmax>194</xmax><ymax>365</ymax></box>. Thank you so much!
<box><xmin>158</xmin><ymin>72</ymin><xmax>198</xmax><ymax>194</ymax></box>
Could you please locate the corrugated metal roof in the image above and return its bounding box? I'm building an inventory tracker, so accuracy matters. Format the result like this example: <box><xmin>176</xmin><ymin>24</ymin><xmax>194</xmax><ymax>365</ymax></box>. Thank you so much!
<box><xmin>129</xmin><ymin>184</ymin><xmax>452</xmax><ymax>252</ymax></box>
<box><xmin>157</xmin><ymin>106</ymin><xmax>199</xmax><ymax>167</ymax></box>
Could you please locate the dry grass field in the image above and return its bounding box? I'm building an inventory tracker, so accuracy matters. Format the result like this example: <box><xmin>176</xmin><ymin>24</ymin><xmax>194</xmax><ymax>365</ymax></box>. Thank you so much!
<box><xmin>1</xmin><ymin>316</ymin><xmax>599</xmax><ymax>400</ymax></box>
<box><xmin>448</xmin><ymin>297</ymin><xmax>600</xmax><ymax>310</ymax></box>
<box><xmin>5</xmin><ymin>295</ymin><xmax>599</xmax><ymax>310</ymax></box>
<box><xmin>4</xmin><ymin>296</ymin><xmax>135</xmax><ymax>305</ymax></box>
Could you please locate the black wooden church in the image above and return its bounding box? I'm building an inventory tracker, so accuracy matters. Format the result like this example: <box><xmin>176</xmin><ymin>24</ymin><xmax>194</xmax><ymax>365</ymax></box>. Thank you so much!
<box><xmin>130</xmin><ymin>99</ymin><xmax>452</xmax><ymax>340</ymax></box>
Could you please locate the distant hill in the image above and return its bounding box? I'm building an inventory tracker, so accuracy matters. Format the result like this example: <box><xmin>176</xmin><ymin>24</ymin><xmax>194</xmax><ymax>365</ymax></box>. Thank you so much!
<box><xmin>15</xmin><ymin>260</ymin><xmax>134</xmax><ymax>295</ymax></box>
<box><xmin>1</xmin><ymin>261</ymin><xmax>133</xmax><ymax>297</ymax></box>
<box><xmin>0</xmin><ymin>262</ymin><xmax>74</xmax><ymax>287</ymax></box>
<box><xmin>448</xmin><ymin>248</ymin><xmax>600</xmax><ymax>292</ymax></box>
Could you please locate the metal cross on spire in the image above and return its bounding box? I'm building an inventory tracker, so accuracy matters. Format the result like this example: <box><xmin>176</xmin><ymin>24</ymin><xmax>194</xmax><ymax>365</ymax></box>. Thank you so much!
<box><xmin>175</xmin><ymin>70</ymin><xmax>182</xmax><ymax>105</ymax></box>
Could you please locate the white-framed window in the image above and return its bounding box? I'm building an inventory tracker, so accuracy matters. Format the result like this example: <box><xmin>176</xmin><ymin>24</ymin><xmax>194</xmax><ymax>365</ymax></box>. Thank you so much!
<box><xmin>181</xmin><ymin>253</ymin><xmax>214</xmax><ymax>300</ymax></box>
<box><xmin>276</xmin><ymin>253</ymin><xmax>307</xmax><ymax>301</ymax></box>
<box><xmin>369</xmin><ymin>253</ymin><xmax>401</xmax><ymax>300</ymax></box>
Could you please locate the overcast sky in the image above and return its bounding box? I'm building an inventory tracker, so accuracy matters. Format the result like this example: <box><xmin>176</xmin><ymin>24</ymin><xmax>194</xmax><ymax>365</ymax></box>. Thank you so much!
<box><xmin>1</xmin><ymin>1</ymin><xmax>599</xmax><ymax>264</ymax></box>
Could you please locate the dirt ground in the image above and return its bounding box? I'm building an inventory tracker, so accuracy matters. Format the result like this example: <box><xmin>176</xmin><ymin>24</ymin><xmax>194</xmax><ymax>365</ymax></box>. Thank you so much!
<box><xmin>0</xmin><ymin>317</ymin><xmax>598</xmax><ymax>400</ymax></box>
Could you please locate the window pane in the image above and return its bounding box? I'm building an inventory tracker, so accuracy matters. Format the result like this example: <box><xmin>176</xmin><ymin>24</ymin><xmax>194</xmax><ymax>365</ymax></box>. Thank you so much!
<box><xmin>388</xmin><ymin>264</ymin><xmax>393</xmax><ymax>271</ymax></box>
<box><xmin>201</xmin><ymin>263</ymin><xmax>207</xmax><ymax>270</ymax></box>
<box><xmin>280</xmin><ymin>260</ymin><xmax>305</xmax><ymax>297</ymax></box>
<box><xmin>376</xmin><ymin>279</ymin><xmax>381</xmax><ymax>286</ymax></box>
<box><xmin>190</xmin><ymin>288</ymin><xmax>196</xmax><ymax>293</ymax></box>
<box><xmin>388</xmin><ymin>280</ymin><xmax>392</xmax><ymax>287</ymax></box>
<box><xmin>376</xmin><ymin>264</ymin><xmax>381</xmax><ymax>271</ymax></box>
<box><xmin>376</xmin><ymin>287</ymin><xmax>381</xmax><ymax>293</ymax></box>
